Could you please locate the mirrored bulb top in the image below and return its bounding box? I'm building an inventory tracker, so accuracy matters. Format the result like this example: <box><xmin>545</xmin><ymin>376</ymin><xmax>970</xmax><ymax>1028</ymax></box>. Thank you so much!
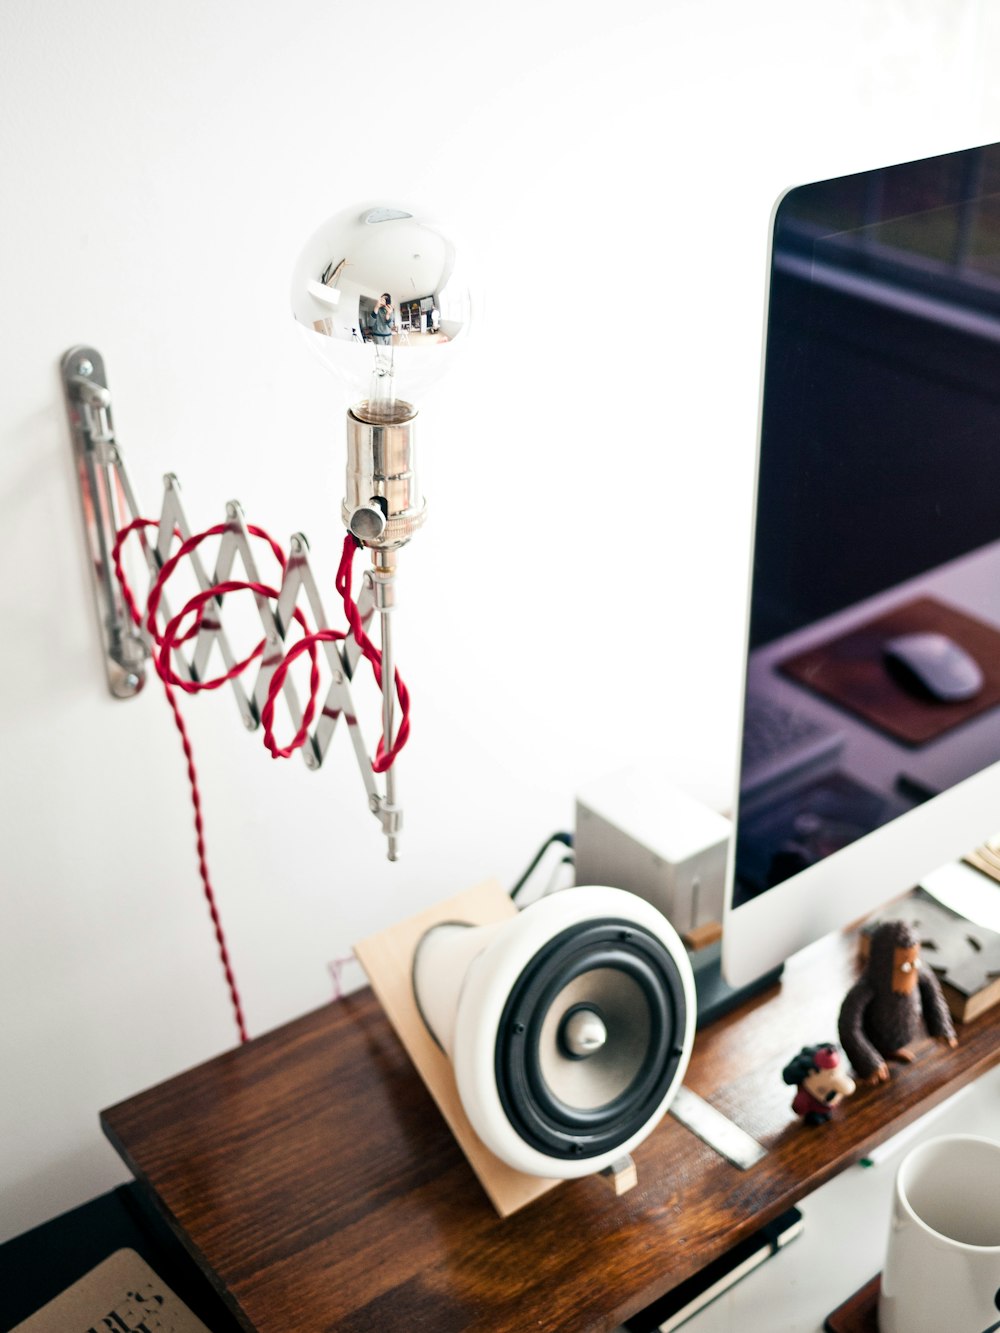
<box><xmin>291</xmin><ymin>203</ymin><xmax>471</xmax><ymax>424</ymax></box>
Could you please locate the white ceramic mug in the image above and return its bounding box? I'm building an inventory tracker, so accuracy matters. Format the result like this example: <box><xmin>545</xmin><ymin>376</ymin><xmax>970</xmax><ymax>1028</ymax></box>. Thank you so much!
<box><xmin>879</xmin><ymin>1134</ymin><xmax>1000</xmax><ymax>1332</ymax></box>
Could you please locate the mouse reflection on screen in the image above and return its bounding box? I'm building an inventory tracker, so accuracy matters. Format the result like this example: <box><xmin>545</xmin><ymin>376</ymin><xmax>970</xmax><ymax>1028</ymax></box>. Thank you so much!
<box><xmin>883</xmin><ymin>632</ymin><xmax>985</xmax><ymax>703</ymax></box>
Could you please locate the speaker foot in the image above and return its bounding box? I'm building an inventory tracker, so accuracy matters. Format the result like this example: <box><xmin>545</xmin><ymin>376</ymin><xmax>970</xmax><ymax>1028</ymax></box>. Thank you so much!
<box><xmin>598</xmin><ymin>1153</ymin><xmax>638</xmax><ymax>1196</ymax></box>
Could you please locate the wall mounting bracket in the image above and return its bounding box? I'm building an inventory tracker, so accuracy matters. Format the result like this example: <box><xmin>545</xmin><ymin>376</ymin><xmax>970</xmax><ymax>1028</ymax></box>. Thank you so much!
<box><xmin>62</xmin><ymin>346</ymin><xmax>148</xmax><ymax>699</ymax></box>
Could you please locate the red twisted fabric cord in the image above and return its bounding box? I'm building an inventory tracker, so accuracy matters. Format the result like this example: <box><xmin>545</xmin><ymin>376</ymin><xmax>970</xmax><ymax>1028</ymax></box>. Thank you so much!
<box><xmin>110</xmin><ymin>519</ymin><xmax>410</xmax><ymax>1043</ymax></box>
<box><xmin>112</xmin><ymin>518</ymin><xmax>251</xmax><ymax>1043</ymax></box>
<box><xmin>334</xmin><ymin>535</ymin><xmax>411</xmax><ymax>771</ymax></box>
<box><xmin>159</xmin><ymin>676</ymin><xmax>249</xmax><ymax>1044</ymax></box>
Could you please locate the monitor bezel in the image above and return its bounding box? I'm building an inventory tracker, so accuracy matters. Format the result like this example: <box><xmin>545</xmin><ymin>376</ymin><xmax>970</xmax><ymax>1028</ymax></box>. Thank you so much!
<box><xmin>721</xmin><ymin>155</ymin><xmax>1000</xmax><ymax>988</ymax></box>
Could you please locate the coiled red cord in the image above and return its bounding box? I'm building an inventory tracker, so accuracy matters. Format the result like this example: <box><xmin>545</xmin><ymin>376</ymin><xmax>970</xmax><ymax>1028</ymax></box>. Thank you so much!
<box><xmin>111</xmin><ymin>518</ymin><xmax>409</xmax><ymax>1043</ymax></box>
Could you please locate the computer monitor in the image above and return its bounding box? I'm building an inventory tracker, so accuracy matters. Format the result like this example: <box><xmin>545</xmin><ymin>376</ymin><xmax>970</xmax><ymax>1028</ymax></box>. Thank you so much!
<box><xmin>722</xmin><ymin>141</ymin><xmax>1000</xmax><ymax>989</ymax></box>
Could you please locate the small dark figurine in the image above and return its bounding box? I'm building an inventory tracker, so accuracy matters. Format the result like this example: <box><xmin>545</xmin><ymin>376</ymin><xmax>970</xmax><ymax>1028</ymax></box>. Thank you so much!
<box><xmin>838</xmin><ymin>919</ymin><xmax>958</xmax><ymax>1084</ymax></box>
<box><xmin>782</xmin><ymin>1042</ymin><xmax>856</xmax><ymax>1124</ymax></box>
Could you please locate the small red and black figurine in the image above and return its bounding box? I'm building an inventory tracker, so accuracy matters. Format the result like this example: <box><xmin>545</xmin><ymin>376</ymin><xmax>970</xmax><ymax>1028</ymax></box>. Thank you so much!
<box><xmin>838</xmin><ymin>919</ymin><xmax>957</xmax><ymax>1085</ymax></box>
<box><xmin>782</xmin><ymin>1042</ymin><xmax>856</xmax><ymax>1125</ymax></box>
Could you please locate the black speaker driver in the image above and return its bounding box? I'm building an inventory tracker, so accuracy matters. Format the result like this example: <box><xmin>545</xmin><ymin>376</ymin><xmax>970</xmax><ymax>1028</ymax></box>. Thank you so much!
<box><xmin>494</xmin><ymin>919</ymin><xmax>689</xmax><ymax>1160</ymax></box>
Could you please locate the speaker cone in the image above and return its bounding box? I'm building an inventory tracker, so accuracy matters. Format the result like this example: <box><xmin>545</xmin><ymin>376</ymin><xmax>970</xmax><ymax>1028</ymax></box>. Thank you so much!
<box><xmin>495</xmin><ymin>920</ymin><xmax>688</xmax><ymax>1160</ymax></box>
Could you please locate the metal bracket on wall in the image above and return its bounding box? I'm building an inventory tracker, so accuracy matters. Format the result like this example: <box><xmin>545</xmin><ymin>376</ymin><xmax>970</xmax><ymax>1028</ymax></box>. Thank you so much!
<box><xmin>62</xmin><ymin>346</ymin><xmax>147</xmax><ymax>699</ymax></box>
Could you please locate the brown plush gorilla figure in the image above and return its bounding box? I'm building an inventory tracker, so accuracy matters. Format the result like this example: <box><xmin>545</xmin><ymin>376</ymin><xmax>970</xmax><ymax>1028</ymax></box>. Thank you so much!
<box><xmin>838</xmin><ymin>920</ymin><xmax>957</xmax><ymax>1084</ymax></box>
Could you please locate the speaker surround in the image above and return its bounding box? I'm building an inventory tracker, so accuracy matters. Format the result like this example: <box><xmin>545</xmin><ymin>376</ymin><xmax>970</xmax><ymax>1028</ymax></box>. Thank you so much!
<box><xmin>412</xmin><ymin>885</ymin><xmax>696</xmax><ymax>1179</ymax></box>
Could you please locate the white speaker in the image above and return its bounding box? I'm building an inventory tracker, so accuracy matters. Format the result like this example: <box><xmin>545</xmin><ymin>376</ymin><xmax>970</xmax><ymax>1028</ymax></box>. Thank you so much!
<box><xmin>412</xmin><ymin>885</ymin><xmax>696</xmax><ymax>1179</ymax></box>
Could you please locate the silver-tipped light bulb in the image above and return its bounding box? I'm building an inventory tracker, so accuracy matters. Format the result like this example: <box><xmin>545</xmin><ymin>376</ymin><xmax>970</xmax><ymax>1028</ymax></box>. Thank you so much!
<box><xmin>291</xmin><ymin>202</ymin><xmax>471</xmax><ymax>550</ymax></box>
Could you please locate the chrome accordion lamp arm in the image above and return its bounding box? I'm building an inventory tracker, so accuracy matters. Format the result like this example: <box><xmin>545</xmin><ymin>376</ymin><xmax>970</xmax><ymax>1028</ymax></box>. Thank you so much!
<box><xmin>61</xmin><ymin>345</ymin><xmax>405</xmax><ymax>858</ymax></box>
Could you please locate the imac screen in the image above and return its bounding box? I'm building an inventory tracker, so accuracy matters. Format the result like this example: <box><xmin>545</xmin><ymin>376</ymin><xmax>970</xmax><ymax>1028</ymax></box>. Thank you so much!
<box><xmin>734</xmin><ymin>143</ymin><xmax>1000</xmax><ymax>911</ymax></box>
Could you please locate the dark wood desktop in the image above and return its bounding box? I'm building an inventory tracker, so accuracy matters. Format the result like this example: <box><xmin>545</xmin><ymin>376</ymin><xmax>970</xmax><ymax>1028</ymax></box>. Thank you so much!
<box><xmin>101</xmin><ymin>927</ymin><xmax>1000</xmax><ymax>1333</ymax></box>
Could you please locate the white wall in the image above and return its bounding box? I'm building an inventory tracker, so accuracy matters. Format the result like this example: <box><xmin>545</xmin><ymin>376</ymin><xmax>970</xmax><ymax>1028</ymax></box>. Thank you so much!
<box><xmin>2</xmin><ymin>0</ymin><xmax>999</xmax><ymax>1244</ymax></box>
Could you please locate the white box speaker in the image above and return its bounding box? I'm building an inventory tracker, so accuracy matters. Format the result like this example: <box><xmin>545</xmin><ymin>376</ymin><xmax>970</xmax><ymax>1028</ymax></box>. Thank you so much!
<box><xmin>574</xmin><ymin>767</ymin><xmax>731</xmax><ymax>936</ymax></box>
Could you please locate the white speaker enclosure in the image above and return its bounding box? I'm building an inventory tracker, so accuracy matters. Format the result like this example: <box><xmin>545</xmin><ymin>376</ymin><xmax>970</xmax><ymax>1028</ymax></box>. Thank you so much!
<box><xmin>413</xmin><ymin>885</ymin><xmax>696</xmax><ymax>1179</ymax></box>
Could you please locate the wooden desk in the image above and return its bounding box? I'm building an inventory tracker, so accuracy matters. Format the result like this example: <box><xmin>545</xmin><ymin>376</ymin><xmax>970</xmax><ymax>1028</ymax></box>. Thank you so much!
<box><xmin>101</xmin><ymin>930</ymin><xmax>1000</xmax><ymax>1332</ymax></box>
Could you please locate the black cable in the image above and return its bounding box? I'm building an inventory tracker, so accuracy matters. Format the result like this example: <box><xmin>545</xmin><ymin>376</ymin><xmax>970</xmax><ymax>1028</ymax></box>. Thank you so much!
<box><xmin>510</xmin><ymin>831</ymin><xmax>574</xmax><ymax>904</ymax></box>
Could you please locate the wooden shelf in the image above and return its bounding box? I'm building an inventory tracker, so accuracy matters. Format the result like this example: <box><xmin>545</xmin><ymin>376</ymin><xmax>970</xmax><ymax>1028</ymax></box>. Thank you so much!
<box><xmin>101</xmin><ymin>928</ymin><xmax>1000</xmax><ymax>1332</ymax></box>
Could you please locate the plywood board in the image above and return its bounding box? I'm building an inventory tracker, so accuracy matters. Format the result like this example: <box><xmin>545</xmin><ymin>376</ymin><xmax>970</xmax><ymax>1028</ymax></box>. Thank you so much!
<box><xmin>354</xmin><ymin>879</ymin><xmax>561</xmax><ymax>1217</ymax></box>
